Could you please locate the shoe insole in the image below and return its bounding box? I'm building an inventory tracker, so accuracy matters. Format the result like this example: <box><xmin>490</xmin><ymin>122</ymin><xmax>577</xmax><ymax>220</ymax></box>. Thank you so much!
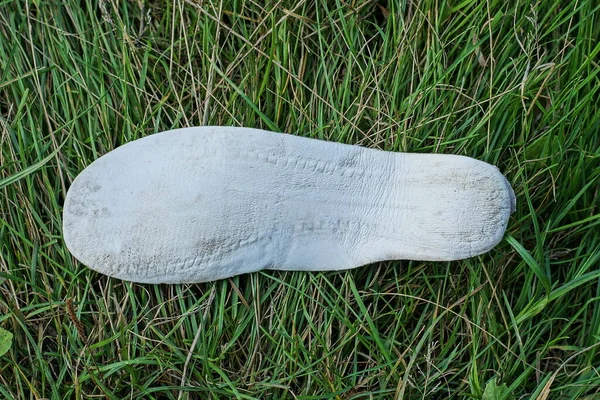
<box><xmin>63</xmin><ymin>127</ymin><xmax>515</xmax><ymax>283</ymax></box>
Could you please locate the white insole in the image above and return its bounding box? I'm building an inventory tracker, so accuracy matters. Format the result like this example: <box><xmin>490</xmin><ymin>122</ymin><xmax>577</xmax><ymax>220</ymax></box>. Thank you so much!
<box><xmin>63</xmin><ymin>127</ymin><xmax>515</xmax><ymax>283</ymax></box>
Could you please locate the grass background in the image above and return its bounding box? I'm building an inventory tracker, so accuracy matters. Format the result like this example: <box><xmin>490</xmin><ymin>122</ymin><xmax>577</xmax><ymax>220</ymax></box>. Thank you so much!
<box><xmin>0</xmin><ymin>0</ymin><xmax>599</xmax><ymax>398</ymax></box>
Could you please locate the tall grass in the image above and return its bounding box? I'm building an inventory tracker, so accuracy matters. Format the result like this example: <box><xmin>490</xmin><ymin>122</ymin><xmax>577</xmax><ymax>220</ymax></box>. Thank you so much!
<box><xmin>1</xmin><ymin>0</ymin><xmax>599</xmax><ymax>398</ymax></box>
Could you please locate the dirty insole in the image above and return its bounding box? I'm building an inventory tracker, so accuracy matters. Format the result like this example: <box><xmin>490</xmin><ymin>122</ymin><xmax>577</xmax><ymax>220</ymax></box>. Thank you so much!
<box><xmin>63</xmin><ymin>127</ymin><xmax>516</xmax><ymax>283</ymax></box>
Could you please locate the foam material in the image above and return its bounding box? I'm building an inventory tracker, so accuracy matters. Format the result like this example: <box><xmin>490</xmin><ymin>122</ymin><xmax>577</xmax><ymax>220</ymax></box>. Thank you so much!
<box><xmin>63</xmin><ymin>127</ymin><xmax>516</xmax><ymax>283</ymax></box>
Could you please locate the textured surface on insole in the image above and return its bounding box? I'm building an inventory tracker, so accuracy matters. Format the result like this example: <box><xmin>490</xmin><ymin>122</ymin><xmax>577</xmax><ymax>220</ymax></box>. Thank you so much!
<box><xmin>63</xmin><ymin>127</ymin><xmax>516</xmax><ymax>283</ymax></box>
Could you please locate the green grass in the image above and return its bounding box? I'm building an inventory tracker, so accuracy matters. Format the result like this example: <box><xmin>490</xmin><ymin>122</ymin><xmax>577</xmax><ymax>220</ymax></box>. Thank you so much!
<box><xmin>0</xmin><ymin>0</ymin><xmax>599</xmax><ymax>398</ymax></box>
